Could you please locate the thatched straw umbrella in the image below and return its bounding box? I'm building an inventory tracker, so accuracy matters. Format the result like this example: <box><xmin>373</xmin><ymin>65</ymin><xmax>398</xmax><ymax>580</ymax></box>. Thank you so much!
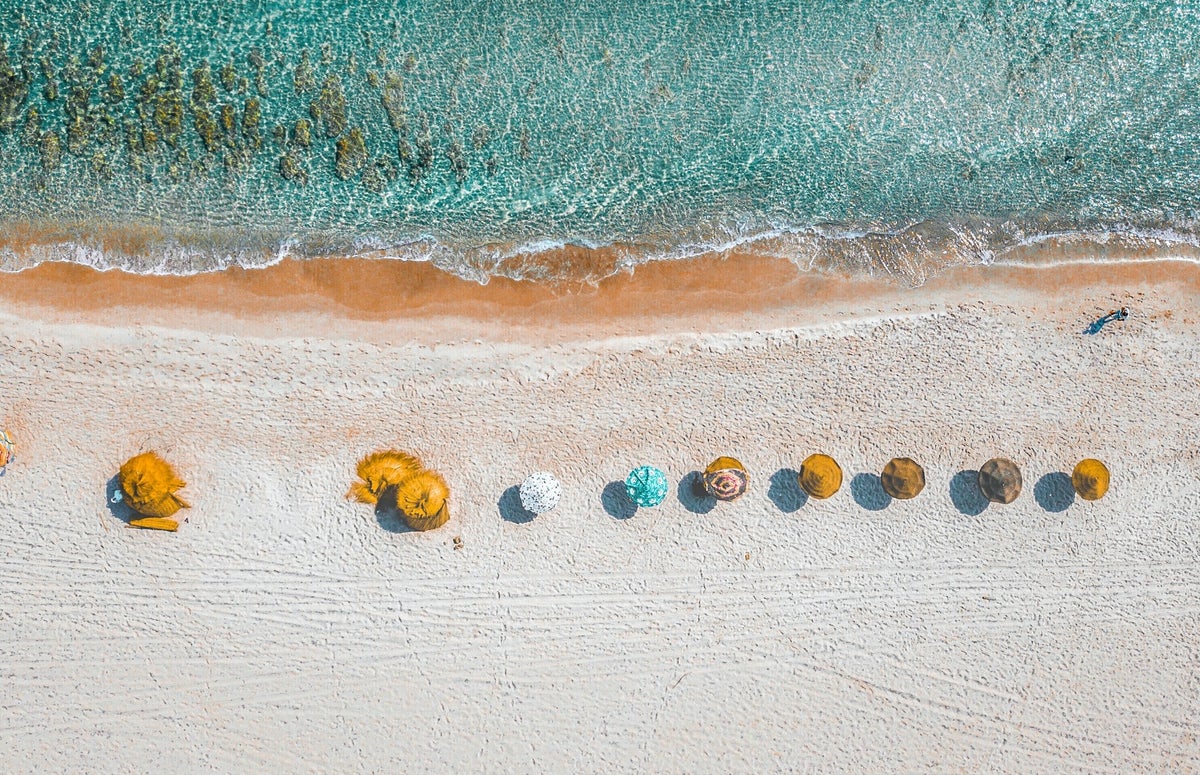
<box><xmin>0</xmin><ymin>429</ymin><xmax>13</xmax><ymax>474</ymax></box>
<box><xmin>703</xmin><ymin>456</ymin><xmax>748</xmax><ymax>502</ymax></box>
<box><xmin>346</xmin><ymin>450</ymin><xmax>423</xmax><ymax>505</ymax></box>
<box><xmin>978</xmin><ymin>458</ymin><xmax>1022</xmax><ymax>504</ymax></box>
<box><xmin>520</xmin><ymin>471</ymin><xmax>561</xmax><ymax>514</ymax></box>
<box><xmin>394</xmin><ymin>469</ymin><xmax>451</xmax><ymax>531</ymax></box>
<box><xmin>1072</xmin><ymin>459</ymin><xmax>1110</xmax><ymax>501</ymax></box>
<box><xmin>799</xmin><ymin>453</ymin><xmax>842</xmax><ymax>499</ymax></box>
<box><xmin>626</xmin><ymin>466</ymin><xmax>668</xmax><ymax>508</ymax></box>
<box><xmin>117</xmin><ymin>451</ymin><xmax>190</xmax><ymax>531</ymax></box>
<box><xmin>881</xmin><ymin>457</ymin><xmax>925</xmax><ymax>499</ymax></box>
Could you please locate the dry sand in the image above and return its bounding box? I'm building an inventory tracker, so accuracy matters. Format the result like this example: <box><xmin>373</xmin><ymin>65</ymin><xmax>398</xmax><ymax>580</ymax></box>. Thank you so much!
<box><xmin>1</xmin><ymin>253</ymin><xmax>1199</xmax><ymax>773</ymax></box>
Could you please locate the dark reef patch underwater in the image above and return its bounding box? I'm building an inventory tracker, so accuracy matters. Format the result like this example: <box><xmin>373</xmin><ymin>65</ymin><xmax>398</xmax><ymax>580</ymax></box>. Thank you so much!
<box><xmin>0</xmin><ymin>0</ymin><xmax>1198</xmax><ymax>282</ymax></box>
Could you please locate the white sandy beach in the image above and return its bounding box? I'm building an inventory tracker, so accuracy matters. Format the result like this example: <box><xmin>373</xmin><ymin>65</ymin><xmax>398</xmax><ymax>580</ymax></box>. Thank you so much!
<box><xmin>1</xmin><ymin>257</ymin><xmax>1198</xmax><ymax>772</ymax></box>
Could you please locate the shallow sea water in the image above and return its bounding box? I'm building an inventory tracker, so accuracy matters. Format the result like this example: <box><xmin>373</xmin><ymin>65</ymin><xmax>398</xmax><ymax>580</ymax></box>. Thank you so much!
<box><xmin>0</xmin><ymin>0</ymin><xmax>1198</xmax><ymax>282</ymax></box>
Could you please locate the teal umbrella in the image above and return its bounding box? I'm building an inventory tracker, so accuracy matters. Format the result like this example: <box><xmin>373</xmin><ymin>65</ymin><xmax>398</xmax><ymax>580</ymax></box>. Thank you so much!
<box><xmin>625</xmin><ymin>466</ymin><xmax>668</xmax><ymax>508</ymax></box>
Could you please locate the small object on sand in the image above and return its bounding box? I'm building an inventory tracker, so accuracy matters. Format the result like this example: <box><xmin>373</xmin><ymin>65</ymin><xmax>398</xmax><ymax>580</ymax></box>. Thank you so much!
<box><xmin>625</xmin><ymin>465</ymin><xmax>669</xmax><ymax>508</ymax></box>
<box><xmin>881</xmin><ymin>457</ymin><xmax>925</xmax><ymax>499</ymax></box>
<box><xmin>520</xmin><ymin>471</ymin><xmax>561</xmax><ymax>514</ymax></box>
<box><xmin>799</xmin><ymin>453</ymin><xmax>842</xmax><ymax>499</ymax></box>
<box><xmin>1072</xmin><ymin>459</ymin><xmax>1110</xmax><ymax>501</ymax></box>
<box><xmin>0</xmin><ymin>429</ymin><xmax>13</xmax><ymax>475</ymax></box>
<box><xmin>128</xmin><ymin>517</ymin><xmax>180</xmax><ymax>532</ymax></box>
<box><xmin>118</xmin><ymin>451</ymin><xmax>190</xmax><ymax>518</ymax></box>
<box><xmin>703</xmin><ymin>456</ymin><xmax>748</xmax><ymax>502</ymax></box>
<box><xmin>394</xmin><ymin>469</ymin><xmax>451</xmax><ymax>531</ymax></box>
<box><xmin>978</xmin><ymin>457</ymin><xmax>1022</xmax><ymax>504</ymax></box>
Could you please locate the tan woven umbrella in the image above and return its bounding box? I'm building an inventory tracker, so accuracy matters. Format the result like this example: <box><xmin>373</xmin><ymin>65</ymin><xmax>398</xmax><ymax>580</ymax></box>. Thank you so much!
<box><xmin>978</xmin><ymin>458</ymin><xmax>1022</xmax><ymax>504</ymax></box>
<box><xmin>798</xmin><ymin>454</ymin><xmax>842</xmax><ymax>499</ymax></box>
<box><xmin>394</xmin><ymin>469</ymin><xmax>451</xmax><ymax>531</ymax></box>
<box><xmin>880</xmin><ymin>457</ymin><xmax>924</xmax><ymax>499</ymax></box>
<box><xmin>1072</xmin><ymin>459</ymin><xmax>1110</xmax><ymax>501</ymax></box>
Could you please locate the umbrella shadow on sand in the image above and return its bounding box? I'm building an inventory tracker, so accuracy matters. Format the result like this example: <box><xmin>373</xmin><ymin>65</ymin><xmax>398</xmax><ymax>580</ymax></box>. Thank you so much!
<box><xmin>1035</xmin><ymin>472</ymin><xmax>1075</xmax><ymax>512</ymax></box>
<box><xmin>498</xmin><ymin>485</ymin><xmax>537</xmax><ymax>524</ymax></box>
<box><xmin>851</xmin><ymin>473</ymin><xmax>892</xmax><ymax>511</ymax></box>
<box><xmin>677</xmin><ymin>471</ymin><xmax>716</xmax><ymax>514</ymax></box>
<box><xmin>768</xmin><ymin>469</ymin><xmax>808</xmax><ymax>512</ymax></box>
<box><xmin>374</xmin><ymin>487</ymin><xmax>415</xmax><ymax>533</ymax></box>
<box><xmin>949</xmin><ymin>470</ymin><xmax>989</xmax><ymax>516</ymax></box>
<box><xmin>105</xmin><ymin>476</ymin><xmax>138</xmax><ymax>525</ymax></box>
<box><xmin>601</xmin><ymin>481</ymin><xmax>638</xmax><ymax>520</ymax></box>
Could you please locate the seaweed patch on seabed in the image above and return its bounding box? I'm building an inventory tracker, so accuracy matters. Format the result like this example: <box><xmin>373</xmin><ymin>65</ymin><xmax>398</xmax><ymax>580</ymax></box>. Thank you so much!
<box><xmin>0</xmin><ymin>34</ymin><xmax>522</xmax><ymax>195</ymax></box>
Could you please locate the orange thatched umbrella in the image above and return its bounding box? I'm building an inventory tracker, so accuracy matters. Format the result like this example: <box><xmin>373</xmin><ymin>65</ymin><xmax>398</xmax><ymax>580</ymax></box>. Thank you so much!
<box><xmin>703</xmin><ymin>456</ymin><xmax>748</xmax><ymax>501</ymax></box>
<box><xmin>881</xmin><ymin>457</ymin><xmax>924</xmax><ymax>499</ymax></box>
<box><xmin>116</xmin><ymin>451</ymin><xmax>190</xmax><ymax>531</ymax></box>
<box><xmin>1072</xmin><ymin>459</ymin><xmax>1110</xmax><ymax>501</ymax></box>
<box><xmin>394</xmin><ymin>470</ymin><xmax>451</xmax><ymax>531</ymax></box>
<box><xmin>346</xmin><ymin>450</ymin><xmax>423</xmax><ymax>505</ymax></box>
<box><xmin>978</xmin><ymin>458</ymin><xmax>1022</xmax><ymax>504</ymax></box>
<box><xmin>799</xmin><ymin>453</ymin><xmax>842</xmax><ymax>499</ymax></box>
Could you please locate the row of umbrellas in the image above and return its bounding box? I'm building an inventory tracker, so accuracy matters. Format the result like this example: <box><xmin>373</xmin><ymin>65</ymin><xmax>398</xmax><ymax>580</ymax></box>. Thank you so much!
<box><xmin>519</xmin><ymin>455</ymin><xmax>1111</xmax><ymax>515</ymax></box>
<box><xmin>35</xmin><ymin>444</ymin><xmax>1112</xmax><ymax>532</ymax></box>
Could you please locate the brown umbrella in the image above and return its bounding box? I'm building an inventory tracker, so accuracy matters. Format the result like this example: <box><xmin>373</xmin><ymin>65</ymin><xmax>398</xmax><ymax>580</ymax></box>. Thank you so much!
<box><xmin>978</xmin><ymin>458</ymin><xmax>1022</xmax><ymax>504</ymax></box>
<box><xmin>703</xmin><ymin>456</ymin><xmax>748</xmax><ymax>501</ymax></box>
<box><xmin>1072</xmin><ymin>459</ymin><xmax>1110</xmax><ymax>501</ymax></box>
<box><xmin>799</xmin><ymin>454</ymin><xmax>842</xmax><ymax>499</ymax></box>
<box><xmin>880</xmin><ymin>457</ymin><xmax>924</xmax><ymax>499</ymax></box>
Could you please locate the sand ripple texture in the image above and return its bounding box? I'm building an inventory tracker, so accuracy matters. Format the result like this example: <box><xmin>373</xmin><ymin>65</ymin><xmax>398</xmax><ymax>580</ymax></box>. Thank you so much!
<box><xmin>0</xmin><ymin>295</ymin><xmax>1199</xmax><ymax>773</ymax></box>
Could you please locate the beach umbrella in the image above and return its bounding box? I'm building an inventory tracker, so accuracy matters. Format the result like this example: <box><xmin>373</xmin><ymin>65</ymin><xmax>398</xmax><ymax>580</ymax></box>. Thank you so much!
<box><xmin>347</xmin><ymin>450</ymin><xmax>423</xmax><ymax>505</ymax></box>
<box><xmin>703</xmin><ymin>456</ymin><xmax>749</xmax><ymax>502</ymax></box>
<box><xmin>978</xmin><ymin>458</ymin><xmax>1022</xmax><ymax>504</ymax></box>
<box><xmin>1072</xmin><ymin>459</ymin><xmax>1110</xmax><ymax>501</ymax></box>
<box><xmin>116</xmin><ymin>451</ymin><xmax>190</xmax><ymax>529</ymax></box>
<box><xmin>799</xmin><ymin>453</ymin><xmax>842</xmax><ymax>499</ymax></box>
<box><xmin>0</xmin><ymin>429</ymin><xmax>13</xmax><ymax>474</ymax></box>
<box><xmin>520</xmin><ymin>471</ymin><xmax>561</xmax><ymax>514</ymax></box>
<box><xmin>625</xmin><ymin>466</ymin><xmax>668</xmax><ymax>508</ymax></box>
<box><xmin>880</xmin><ymin>457</ymin><xmax>925</xmax><ymax>499</ymax></box>
<box><xmin>394</xmin><ymin>469</ymin><xmax>451</xmax><ymax>531</ymax></box>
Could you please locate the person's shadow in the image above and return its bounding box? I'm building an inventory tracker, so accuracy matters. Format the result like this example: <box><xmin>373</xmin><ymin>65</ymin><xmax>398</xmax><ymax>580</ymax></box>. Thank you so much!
<box><xmin>677</xmin><ymin>471</ymin><xmax>716</xmax><ymax>514</ymax></box>
<box><xmin>105</xmin><ymin>476</ymin><xmax>138</xmax><ymax>525</ymax></box>
<box><xmin>850</xmin><ymin>473</ymin><xmax>892</xmax><ymax>511</ymax></box>
<box><xmin>767</xmin><ymin>469</ymin><xmax>808</xmax><ymax>512</ymax></box>
<box><xmin>373</xmin><ymin>486</ymin><xmax>414</xmax><ymax>533</ymax></box>
<box><xmin>498</xmin><ymin>485</ymin><xmax>537</xmax><ymax>523</ymax></box>
<box><xmin>601</xmin><ymin>481</ymin><xmax>638</xmax><ymax>520</ymax></box>
<box><xmin>949</xmin><ymin>470</ymin><xmax>989</xmax><ymax>516</ymax></box>
<box><xmin>1034</xmin><ymin>472</ymin><xmax>1075</xmax><ymax>512</ymax></box>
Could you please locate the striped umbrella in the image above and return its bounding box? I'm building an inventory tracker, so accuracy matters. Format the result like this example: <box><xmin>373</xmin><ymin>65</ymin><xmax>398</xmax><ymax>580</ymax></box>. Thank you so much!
<box><xmin>703</xmin><ymin>456</ymin><xmax>748</xmax><ymax>502</ymax></box>
<box><xmin>625</xmin><ymin>466</ymin><xmax>668</xmax><ymax>508</ymax></box>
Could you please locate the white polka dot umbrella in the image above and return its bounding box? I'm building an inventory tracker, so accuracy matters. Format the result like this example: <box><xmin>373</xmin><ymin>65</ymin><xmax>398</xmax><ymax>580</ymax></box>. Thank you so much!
<box><xmin>519</xmin><ymin>471</ymin><xmax>561</xmax><ymax>514</ymax></box>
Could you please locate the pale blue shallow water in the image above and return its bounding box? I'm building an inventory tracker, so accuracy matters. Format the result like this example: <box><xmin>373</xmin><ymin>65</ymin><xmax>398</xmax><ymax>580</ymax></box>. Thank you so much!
<box><xmin>0</xmin><ymin>0</ymin><xmax>1198</xmax><ymax>282</ymax></box>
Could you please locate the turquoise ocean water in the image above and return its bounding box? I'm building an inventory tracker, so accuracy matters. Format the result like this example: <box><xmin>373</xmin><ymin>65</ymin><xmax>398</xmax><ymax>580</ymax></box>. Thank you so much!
<box><xmin>0</xmin><ymin>0</ymin><xmax>1197</xmax><ymax>283</ymax></box>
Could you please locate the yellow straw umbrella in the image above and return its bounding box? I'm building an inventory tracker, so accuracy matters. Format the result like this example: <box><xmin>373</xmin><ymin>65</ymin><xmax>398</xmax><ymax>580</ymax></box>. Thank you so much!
<box><xmin>881</xmin><ymin>457</ymin><xmax>925</xmax><ymax>499</ymax></box>
<box><xmin>1072</xmin><ymin>459</ymin><xmax>1110</xmax><ymax>501</ymax></box>
<box><xmin>394</xmin><ymin>470</ymin><xmax>451</xmax><ymax>531</ymax></box>
<box><xmin>798</xmin><ymin>453</ymin><xmax>842</xmax><ymax>499</ymax></box>
<box><xmin>117</xmin><ymin>451</ymin><xmax>190</xmax><ymax>531</ymax></box>
<box><xmin>346</xmin><ymin>450</ymin><xmax>423</xmax><ymax>504</ymax></box>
